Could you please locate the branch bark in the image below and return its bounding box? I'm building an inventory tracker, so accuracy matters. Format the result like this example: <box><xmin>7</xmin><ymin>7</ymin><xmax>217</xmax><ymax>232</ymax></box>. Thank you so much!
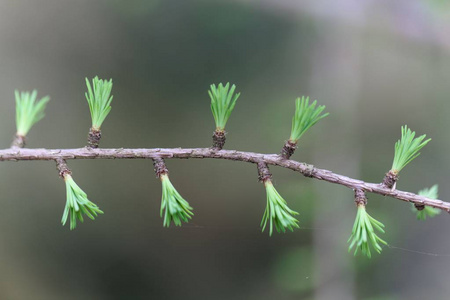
<box><xmin>0</xmin><ymin>147</ymin><xmax>448</xmax><ymax>212</ymax></box>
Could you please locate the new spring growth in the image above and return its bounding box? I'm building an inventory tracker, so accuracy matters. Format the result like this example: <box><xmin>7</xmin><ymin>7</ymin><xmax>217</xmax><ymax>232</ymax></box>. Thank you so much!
<box><xmin>85</xmin><ymin>76</ymin><xmax>113</xmax><ymax>148</ymax></box>
<box><xmin>13</xmin><ymin>90</ymin><xmax>50</xmax><ymax>148</ymax></box>
<box><xmin>348</xmin><ymin>190</ymin><xmax>387</xmax><ymax>258</ymax></box>
<box><xmin>153</xmin><ymin>158</ymin><xmax>194</xmax><ymax>227</ymax></box>
<box><xmin>209</xmin><ymin>83</ymin><xmax>240</xmax><ymax>150</ymax></box>
<box><xmin>412</xmin><ymin>185</ymin><xmax>441</xmax><ymax>220</ymax></box>
<box><xmin>383</xmin><ymin>125</ymin><xmax>431</xmax><ymax>189</ymax></box>
<box><xmin>258</xmin><ymin>162</ymin><xmax>299</xmax><ymax>236</ymax></box>
<box><xmin>281</xmin><ymin>96</ymin><xmax>328</xmax><ymax>159</ymax></box>
<box><xmin>57</xmin><ymin>159</ymin><xmax>103</xmax><ymax>230</ymax></box>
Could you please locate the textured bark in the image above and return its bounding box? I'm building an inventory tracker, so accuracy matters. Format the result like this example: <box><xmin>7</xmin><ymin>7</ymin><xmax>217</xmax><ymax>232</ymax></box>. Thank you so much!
<box><xmin>153</xmin><ymin>158</ymin><xmax>168</xmax><ymax>178</ymax></box>
<box><xmin>211</xmin><ymin>130</ymin><xmax>226</xmax><ymax>150</ymax></box>
<box><xmin>354</xmin><ymin>189</ymin><xmax>367</xmax><ymax>206</ymax></box>
<box><xmin>55</xmin><ymin>158</ymin><xmax>71</xmax><ymax>178</ymax></box>
<box><xmin>257</xmin><ymin>162</ymin><xmax>272</xmax><ymax>183</ymax></box>
<box><xmin>87</xmin><ymin>128</ymin><xmax>102</xmax><ymax>148</ymax></box>
<box><xmin>11</xmin><ymin>135</ymin><xmax>26</xmax><ymax>148</ymax></box>
<box><xmin>382</xmin><ymin>170</ymin><xmax>398</xmax><ymax>189</ymax></box>
<box><xmin>280</xmin><ymin>140</ymin><xmax>297</xmax><ymax>159</ymax></box>
<box><xmin>0</xmin><ymin>147</ymin><xmax>448</xmax><ymax>212</ymax></box>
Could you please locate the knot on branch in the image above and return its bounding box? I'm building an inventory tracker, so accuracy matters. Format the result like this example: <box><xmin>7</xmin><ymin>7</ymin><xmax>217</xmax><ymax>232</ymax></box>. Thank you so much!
<box><xmin>354</xmin><ymin>189</ymin><xmax>367</xmax><ymax>206</ymax></box>
<box><xmin>280</xmin><ymin>140</ymin><xmax>297</xmax><ymax>159</ymax></box>
<box><xmin>382</xmin><ymin>170</ymin><xmax>398</xmax><ymax>189</ymax></box>
<box><xmin>212</xmin><ymin>130</ymin><xmax>226</xmax><ymax>150</ymax></box>
<box><xmin>55</xmin><ymin>158</ymin><xmax>71</xmax><ymax>178</ymax></box>
<box><xmin>87</xmin><ymin>128</ymin><xmax>102</xmax><ymax>149</ymax></box>
<box><xmin>153</xmin><ymin>158</ymin><xmax>168</xmax><ymax>178</ymax></box>
<box><xmin>414</xmin><ymin>203</ymin><xmax>425</xmax><ymax>211</ymax></box>
<box><xmin>257</xmin><ymin>162</ymin><xmax>272</xmax><ymax>183</ymax></box>
<box><xmin>11</xmin><ymin>134</ymin><xmax>26</xmax><ymax>148</ymax></box>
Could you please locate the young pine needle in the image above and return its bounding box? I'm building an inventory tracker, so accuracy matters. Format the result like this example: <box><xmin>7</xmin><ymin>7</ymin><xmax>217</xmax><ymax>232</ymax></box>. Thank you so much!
<box><xmin>15</xmin><ymin>90</ymin><xmax>50</xmax><ymax>137</ymax></box>
<box><xmin>281</xmin><ymin>96</ymin><xmax>328</xmax><ymax>159</ymax></box>
<box><xmin>261</xmin><ymin>181</ymin><xmax>299</xmax><ymax>236</ymax></box>
<box><xmin>85</xmin><ymin>76</ymin><xmax>113</xmax><ymax>130</ymax></box>
<box><xmin>62</xmin><ymin>175</ymin><xmax>103</xmax><ymax>230</ymax></box>
<box><xmin>348</xmin><ymin>204</ymin><xmax>387</xmax><ymax>258</ymax></box>
<box><xmin>391</xmin><ymin>125</ymin><xmax>431</xmax><ymax>174</ymax></box>
<box><xmin>160</xmin><ymin>174</ymin><xmax>194</xmax><ymax>227</ymax></box>
<box><xmin>289</xmin><ymin>96</ymin><xmax>328</xmax><ymax>143</ymax></box>
<box><xmin>412</xmin><ymin>185</ymin><xmax>441</xmax><ymax>220</ymax></box>
<box><xmin>209</xmin><ymin>83</ymin><xmax>240</xmax><ymax>132</ymax></box>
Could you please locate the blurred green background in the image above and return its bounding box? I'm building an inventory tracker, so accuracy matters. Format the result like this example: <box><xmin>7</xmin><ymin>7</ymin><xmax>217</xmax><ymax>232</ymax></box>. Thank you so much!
<box><xmin>1</xmin><ymin>0</ymin><xmax>450</xmax><ymax>299</ymax></box>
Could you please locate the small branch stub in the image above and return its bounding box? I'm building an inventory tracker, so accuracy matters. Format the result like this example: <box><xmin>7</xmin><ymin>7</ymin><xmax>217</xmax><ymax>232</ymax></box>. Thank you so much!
<box><xmin>382</xmin><ymin>170</ymin><xmax>398</xmax><ymax>189</ymax></box>
<box><xmin>87</xmin><ymin>128</ymin><xmax>102</xmax><ymax>149</ymax></box>
<box><xmin>212</xmin><ymin>129</ymin><xmax>226</xmax><ymax>150</ymax></box>
<box><xmin>153</xmin><ymin>158</ymin><xmax>169</xmax><ymax>178</ymax></box>
<box><xmin>257</xmin><ymin>162</ymin><xmax>272</xmax><ymax>183</ymax></box>
<box><xmin>11</xmin><ymin>134</ymin><xmax>26</xmax><ymax>148</ymax></box>
<box><xmin>354</xmin><ymin>189</ymin><xmax>367</xmax><ymax>206</ymax></box>
<box><xmin>55</xmin><ymin>158</ymin><xmax>71</xmax><ymax>178</ymax></box>
<box><xmin>280</xmin><ymin>140</ymin><xmax>297</xmax><ymax>159</ymax></box>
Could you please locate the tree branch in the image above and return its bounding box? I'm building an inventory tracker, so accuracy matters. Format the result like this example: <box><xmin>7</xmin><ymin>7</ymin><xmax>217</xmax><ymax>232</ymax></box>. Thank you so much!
<box><xmin>0</xmin><ymin>147</ymin><xmax>448</xmax><ymax>212</ymax></box>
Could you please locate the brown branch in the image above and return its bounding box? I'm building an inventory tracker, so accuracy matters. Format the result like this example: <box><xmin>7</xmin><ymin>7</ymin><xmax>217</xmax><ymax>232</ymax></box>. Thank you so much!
<box><xmin>0</xmin><ymin>147</ymin><xmax>448</xmax><ymax>212</ymax></box>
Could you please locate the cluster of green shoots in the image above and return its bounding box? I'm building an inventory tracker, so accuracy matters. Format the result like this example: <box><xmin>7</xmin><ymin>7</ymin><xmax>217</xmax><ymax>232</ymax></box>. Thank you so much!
<box><xmin>11</xmin><ymin>79</ymin><xmax>441</xmax><ymax>257</ymax></box>
<box><xmin>85</xmin><ymin>76</ymin><xmax>113</xmax><ymax>131</ymax></box>
<box><xmin>62</xmin><ymin>174</ymin><xmax>104</xmax><ymax>230</ymax></box>
<box><xmin>348</xmin><ymin>203</ymin><xmax>387</xmax><ymax>258</ymax></box>
<box><xmin>15</xmin><ymin>90</ymin><xmax>50</xmax><ymax>137</ymax></box>
<box><xmin>289</xmin><ymin>96</ymin><xmax>329</xmax><ymax>143</ymax></box>
<box><xmin>261</xmin><ymin>181</ymin><xmax>299</xmax><ymax>236</ymax></box>
<box><xmin>160</xmin><ymin>174</ymin><xmax>193</xmax><ymax>227</ymax></box>
<box><xmin>209</xmin><ymin>82</ymin><xmax>240</xmax><ymax>132</ymax></box>
<box><xmin>391</xmin><ymin>126</ymin><xmax>431</xmax><ymax>175</ymax></box>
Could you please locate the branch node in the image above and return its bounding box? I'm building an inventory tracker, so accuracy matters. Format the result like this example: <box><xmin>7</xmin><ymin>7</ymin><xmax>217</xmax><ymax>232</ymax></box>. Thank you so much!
<box><xmin>354</xmin><ymin>189</ymin><xmax>367</xmax><ymax>206</ymax></box>
<box><xmin>382</xmin><ymin>170</ymin><xmax>398</xmax><ymax>189</ymax></box>
<box><xmin>55</xmin><ymin>158</ymin><xmax>71</xmax><ymax>178</ymax></box>
<box><xmin>280</xmin><ymin>140</ymin><xmax>297</xmax><ymax>159</ymax></box>
<box><xmin>153</xmin><ymin>158</ymin><xmax>169</xmax><ymax>178</ymax></box>
<box><xmin>211</xmin><ymin>130</ymin><xmax>226</xmax><ymax>150</ymax></box>
<box><xmin>87</xmin><ymin>128</ymin><xmax>102</xmax><ymax>149</ymax></box>
<box><xmin>257</xmin><ymin>162</ymin><xmax>272</xmax><ymax>183</ymax></box>
<box><xmin>11</xmin><ymin>134</ymin><xmax>26</xmax><ymax>148</ymax></box>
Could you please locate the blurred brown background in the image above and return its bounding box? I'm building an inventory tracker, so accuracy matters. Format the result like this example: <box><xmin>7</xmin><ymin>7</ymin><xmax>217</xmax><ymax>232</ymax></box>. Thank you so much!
<box><xmin>0</xmin><ymin>0</ymin><xmax>450</xmax><ymax>299</ymax></box>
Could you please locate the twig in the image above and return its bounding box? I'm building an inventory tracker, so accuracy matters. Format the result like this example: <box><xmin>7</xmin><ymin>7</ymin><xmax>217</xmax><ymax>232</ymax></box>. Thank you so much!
<box><xmin>0</xmin><ymin>147</ymin><xmax>448</xmax><ymax>212</ymax></box>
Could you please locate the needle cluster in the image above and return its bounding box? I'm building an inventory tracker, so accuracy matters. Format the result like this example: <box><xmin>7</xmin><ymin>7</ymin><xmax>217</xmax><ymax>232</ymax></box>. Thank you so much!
<box><xmin>348</xmin><ymin>204</ymin><xmax>387</xmax><ymax>258</ymax></box>
<box><xmin>209</xmin><ymin>83</ymin><xmax>240</xmax><ymax>131</ymax></box>
<box><xmin>85</xmin><ymin>76</ymin><xmax>113</xmax><ymax>130</ymax></box>
<box><xmin>160</xmin><ymin>174</ymin><xmax>194</xmax><ymax>227</ymax></box>
<box><xmin>15</xmin><ymin>90</ymin><xmax>50</xmax><ymax>137</ymax></box>
<box><xmin>62</xmin><ymin>175</ymin><xmax>103</xmax><ymax>230</ymax></box>
<box><xmin>289</xmin><ymin>96</ymin><xmax>328</xmax><ymax>143</ymax></box>
<box><xmin>261</xmin><ymin>181</ymin><xmax>299</xmax><ymax>236</ymax></box>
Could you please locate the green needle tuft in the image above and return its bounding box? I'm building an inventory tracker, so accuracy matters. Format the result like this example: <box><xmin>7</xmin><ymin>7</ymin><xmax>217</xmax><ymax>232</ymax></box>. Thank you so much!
<box><xmin>261</xmin><ymin>181</ymin><xmax>299</xmax><ymax>236</ymax></box>
<box><xmin>160</xmin><ymin>174</ymin><xmax>193</xmax><ymax>227</ymax></box>
<box><xmin>62</xmin><ymin>175</ymin><xmax>103</xmax><ymax>230</ymax></box>
<box><xmin>391</xmin><ymin>125</ymin><xmax>431</xmax><ymax>174</ymax></box>
<box><xmin>412</xmin><ymin>185</ymin><xmax>441</xmax><ymax>220</ymax></box>
<box><xmin>15</xmin><ymin>90</ymin><xmax>50</xmax><ymax>137</ymax></box>
<box><xmin>289</xmin><ymin>96</ymin><xmax>328</xmax><ymax>143</ymax></box>
<box><xmin>209</xmin><ymin>82</ymin><xmax>240</xmax><ymax>131</ymax></box>
<box><xmin>85</xmin><ymin>76</ymin><xmax>113</xmax><ymax>130</ymax></box>
<box><xmin>348</xmin><ymin>204</ymin><xmax>387</xmax><ymax>258</ymax></box>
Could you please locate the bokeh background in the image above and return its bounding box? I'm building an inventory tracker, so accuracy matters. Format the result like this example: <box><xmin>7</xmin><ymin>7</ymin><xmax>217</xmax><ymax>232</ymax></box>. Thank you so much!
<box><xmin>0</xmin><ymin>1</ymin><xmax>450</xmax><ymax>299</ymax></box>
